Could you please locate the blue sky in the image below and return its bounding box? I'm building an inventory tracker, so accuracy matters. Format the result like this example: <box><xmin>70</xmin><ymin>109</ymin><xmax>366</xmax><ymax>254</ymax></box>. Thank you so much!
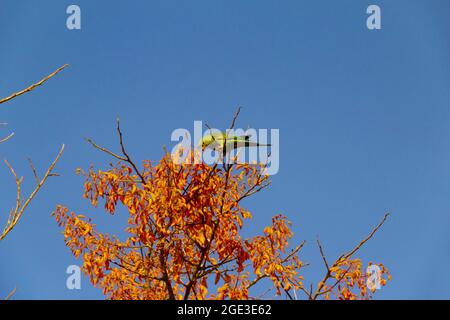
<box><xmin>0</xmin><ymin>0</ymin><xmax>449</xmax><ymax>299</ymax></box>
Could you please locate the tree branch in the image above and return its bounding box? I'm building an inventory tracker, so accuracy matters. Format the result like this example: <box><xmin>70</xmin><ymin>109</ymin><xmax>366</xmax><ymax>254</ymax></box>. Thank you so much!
<box><xmin>0</xmin><ymin>65</ymin><xmax>69</xmax><ymax>105</ymax></box>
<box><xmin>0</xmin><ymin>144</ymin><xmax>65</xmax><ymax>241</ymax></box>
<box><xmin>4</xmin><ymin>287</ymin><xmax>16</xmax><ymax>300</ymax></box>
<box><xmin>85</xmin><ymin>137</ymin><xmax>126</xmax><ymax>161</ymax></box>
<box><xmin>310</xmin><ymin>213</ymin><xmax>390</xmax><ymax>300</ymax></box>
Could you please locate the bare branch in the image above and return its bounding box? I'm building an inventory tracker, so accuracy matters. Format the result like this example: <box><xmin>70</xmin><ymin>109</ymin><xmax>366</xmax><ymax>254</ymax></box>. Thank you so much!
<box><xmin>116</xmin><ymin>119</ymin><xmax>146</xmax><ymax>185</ymax></box>
<box><xmin>85</xmin><ymin>138</ymin><xmax>126</xmax><ymax>161</ymax></box>
<box><xmin>4</xmin><ymin>287</ymin><xmax>16</xmax><ymax>300</ymax></box>
<box><xmin>316</xmin><ymin>239</ymin><xmax>330</xmax><ymax>271</ymax></box>
<box><xmin>341</xmin><ymin>213</ymin><xmax>390</xmax><ymax>261</ymax></box>
<box><xmin>0</xmin><ymin>132</ymin><xmax>14</xmax><ymax>144</ymax></box>
<box><xmin>27</xmin><ymin>158</ymin><xmax>39</xmax><ymax>185</ymax></box>
<box><xmin>0</xmin><ymin>144</ymin><xmax>65</xmax><ymax>241</ymax></box>
<box><xmin>85</xmin><ymin>120</ymin><xmax>147</xmax><ymax>185</ymax></box>
<box><xmin>0</xmin><ymin>65</ymin><xmax>69</xmax><ymax>105</ymax></box>
<box><xmin>229</xmin><ymin>106</ymin><xmax>241</xmax><ymax>130</ymax></box>
<box><xmin>310</xmin><ymin>213</ymin><xmax>390</xmax><ymax>300</ymax></box>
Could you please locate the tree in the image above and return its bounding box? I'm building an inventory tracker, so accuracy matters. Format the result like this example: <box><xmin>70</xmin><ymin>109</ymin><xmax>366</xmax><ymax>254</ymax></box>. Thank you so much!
<box><xmin>53</xmin><ymin>112</ymin><xmax>391</xmax><ymax>300</ymax></box>
<box><xmin>0</xmin><ymin>65</ymin><xmax>67</xmax><ymax>298</ymax></box>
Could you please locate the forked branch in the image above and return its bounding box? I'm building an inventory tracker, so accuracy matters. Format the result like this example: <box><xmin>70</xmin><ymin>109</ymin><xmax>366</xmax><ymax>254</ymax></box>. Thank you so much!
<box><xmin>85</xmin><ymin>119</ymin><xmax>146</xmax><ymax>185</ymax></box>
<box><xmin>0</xmin><ymin>145</ymin><xmax>65</xmax><ymax>241</ymax></box>
<box><xmin>311</xmin><ymin>213</ymin><xmax>390</xmax><ymax>299</ymax></box>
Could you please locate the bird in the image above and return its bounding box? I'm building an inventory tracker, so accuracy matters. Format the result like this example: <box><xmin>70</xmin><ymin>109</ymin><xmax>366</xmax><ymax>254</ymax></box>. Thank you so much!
<box><xmin>199</xmin><ymin>131</ymin><xmax>271</xmax><ymax>153</ymax></box>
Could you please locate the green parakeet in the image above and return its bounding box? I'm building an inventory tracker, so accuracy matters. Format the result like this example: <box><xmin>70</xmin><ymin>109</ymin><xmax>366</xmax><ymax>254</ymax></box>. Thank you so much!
<box><xmin>199</xmin><ymin>132</ymin><xmax>271</xmax><ymax>153</ymax></box>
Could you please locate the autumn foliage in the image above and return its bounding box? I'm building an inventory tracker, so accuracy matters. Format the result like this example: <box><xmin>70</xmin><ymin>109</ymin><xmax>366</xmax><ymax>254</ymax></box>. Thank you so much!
<box><xmin>53</xmin><ymin>121</ymin><xmax>391</xmax><ymax>300</ymax></box>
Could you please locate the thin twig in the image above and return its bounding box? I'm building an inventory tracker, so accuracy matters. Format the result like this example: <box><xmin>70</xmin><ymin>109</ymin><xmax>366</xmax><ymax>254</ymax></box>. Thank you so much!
<box><xmin>0</xmin><ymin>65</ymin><xmax>69</xmax><ymax>105</ymax></box>
<box><xmin>229</xmin><ymin>106</ymin><xmax>241</xmax><ymax>130</ymax></box>
<box><xmin>341</xmin><ymin>213</ymin><xmax>390</xmax><ymax>261</ymax></box>
<box><xmin>85</xmin><ymin>120</ymin><xmax>146</xmax><ymax>185</ymax></box>
<box><xmin>116</xmin><ymin>119</ymin><xmax>146</xmax><ymax>185</ymax></box>
<box><xmin>0</xmin><ymin>144</ymin><xmax>65</xmax><ymax>241</ymax></box>
<box><xmin>316</xmin><ymin>239</ymin><xmax>330</xmax><ymax>271</ymax></box>
<box><xmin>85</xmin><ymin>138</ymin><xmax>126</xmax><ymax>161</ymax></box>
<box><xmin>27</xmin><ymin>157</ymin><xmax>39</xmax><ymax>185</ymax></box>
<box><xmin>5</xmin><ymin>287</ymin><xmax>16</xmax><ymax>300</ymax></box>
<box><xmin>0</xmin><ymin>132</ymin><xmax>14</xmax><ymax>144</ymax></box>
<box><xmin>310</xmin><ymin>213</ymin><xmax>390</xmax><ymax>300</ymax></box>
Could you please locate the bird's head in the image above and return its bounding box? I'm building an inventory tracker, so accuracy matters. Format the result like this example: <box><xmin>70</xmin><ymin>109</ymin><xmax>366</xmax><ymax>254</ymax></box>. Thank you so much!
<box><xmin>199</xmin><ymin>135</ymin><xmax>212</xmax><ymax>151</ymax></box>
<box><xmin>199</xmin><ymin>134</ymin><xmax>220</xmax><ymax>151</ymax></box>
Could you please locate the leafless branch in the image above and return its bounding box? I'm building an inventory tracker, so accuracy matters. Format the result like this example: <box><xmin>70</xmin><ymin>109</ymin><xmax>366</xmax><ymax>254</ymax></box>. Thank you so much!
<box><xmin>310</xmin><ymin>213</ymin><xmax>390</xmax><ymax>300</ymax></box>
<box><xmin>27</xmin><ymin>157</ymin><xmax>39</xmax><ymax>185</ymax></box>
<box><xmin>316</xmin><ymin>239</ymin><xmax>330</xmax><ymax>271</ymax></box>
<box><xmin>0</xmin><ymin>132</ymin><xmax>14</xmax><ymax>144</ymax></box>
<box><xmin>4</xmin><ymin>287</ymin><xmax>16</xmax><ymax>300</ymax></box>
<box><xmin>340</xmin><ymin>213</ymin><xmax>390</xmax><ymax>261</ymax></box>
<box><xmin>0</xmin><ymin>65</ymin><xmax>69</xmax><ymax>105</ymax></box>
<box><xmin>0</xmin><ymin>144</ymin><xmax>65</xmax><ymax>241</ymax></box>
<box><xmin>86</xmin><ymin>120</ymin><xmax>147</xmax><ymax>185</ymax></box>
<box><xmin>116</xmin><ymin>119</ymin><xmax>146</xmax><ymax>185</ymax></box>
<box><xmin>229</xmin><ymin>106</ymin><xmax>241</xmax><ymax>130</ymax></box>
<box><xmin>85</xmin><ymin>137</ymin><xmax>126</xmax><ymax>161</ymax></box>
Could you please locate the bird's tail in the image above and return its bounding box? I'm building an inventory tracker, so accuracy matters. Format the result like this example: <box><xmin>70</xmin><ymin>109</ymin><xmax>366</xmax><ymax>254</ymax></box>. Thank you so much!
<box><xmin>245</xmin><ymin>142</ymin><xmax>271</xmax><ymax>147</ymax></box>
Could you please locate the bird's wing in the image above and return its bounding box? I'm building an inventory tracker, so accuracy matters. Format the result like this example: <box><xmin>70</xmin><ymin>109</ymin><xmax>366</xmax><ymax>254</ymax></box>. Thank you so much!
<box><xmin>215</xmin><ymin>134</ymin><xmax>251</xmax><ymax>142</ymax></box>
